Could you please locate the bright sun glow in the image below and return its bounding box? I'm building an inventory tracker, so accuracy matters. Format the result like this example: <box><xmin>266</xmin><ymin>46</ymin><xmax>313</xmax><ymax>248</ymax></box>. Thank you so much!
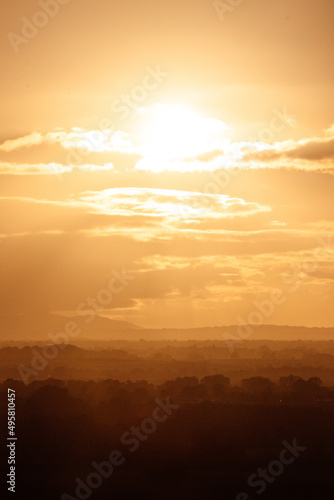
<box><xmin>137</xmin><ymin>104</ymin><xmax>229</xmax><ymax>161</ymax></box>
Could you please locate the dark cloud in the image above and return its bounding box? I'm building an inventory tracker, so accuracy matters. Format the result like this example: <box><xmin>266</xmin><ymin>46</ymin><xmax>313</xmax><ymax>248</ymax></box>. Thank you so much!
<box><xmin>285</xmin><ymin>138</ymin><xmax>334</xmax><ymax>161</ymax></box>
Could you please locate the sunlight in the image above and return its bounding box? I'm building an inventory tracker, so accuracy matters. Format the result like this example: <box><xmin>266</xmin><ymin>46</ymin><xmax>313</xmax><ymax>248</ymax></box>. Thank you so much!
<box><xmin>136</xmin><ymin>103</ymin><xmax>229</xmax><ymax>162</ymax></box>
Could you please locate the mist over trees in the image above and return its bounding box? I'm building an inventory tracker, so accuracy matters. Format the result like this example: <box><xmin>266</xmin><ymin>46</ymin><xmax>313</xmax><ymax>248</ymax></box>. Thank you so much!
<box><xmin>0</xmin><ymin>342</ymin><xmax>334</xmax><ymax>500</ymax></box>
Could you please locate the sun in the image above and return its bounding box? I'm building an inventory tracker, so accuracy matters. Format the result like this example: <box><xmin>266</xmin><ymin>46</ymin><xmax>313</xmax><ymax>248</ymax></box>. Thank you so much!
<box><xmin>136</xmin><ymin>103</ymin><xmax>229</xmax><ymax>161</ymax></box>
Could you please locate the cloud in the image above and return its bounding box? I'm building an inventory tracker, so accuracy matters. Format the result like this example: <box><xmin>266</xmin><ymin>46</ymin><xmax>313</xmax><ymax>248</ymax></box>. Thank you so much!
<box><xmin>240</xmin><ymin>125</ymin><xmax>334</xmax><ymax>171</ymax></box>
<box><xmin>76</xmin><ymin>188</ymin><xmax>270</xmax><ymax>222</ymax></box>
<box><xmin>0</xmin><ymin>188</ymin><xmax>271</xmax><ymax>243</ymax></box>
<box><xmin>54</xmin><ymin>129</ymin><xmax>135</xmax><ymax>154</ymax></box>
<box><xmin>1</xmin><ymin>124</ymin><xmax>334</xmax><ymax>178</ymax></box>
<box><xmin>0</xmin><ymin>162</ymin><xmax>114</xmax><ymax>176</ymax></box>
<box><xmin>2</xmin><ymin>187</ymin><xmax>334</xmax><ymax>250</ymax></box>
<box><xmin>0</xmin><ymin>132</ymin><xmax>44</xmax><ymax>152</ymax></box>
<box><xmin>136</xmin><ymin>123</ymin><xmax>334</xmax><ymax>173</ymax></box>
<box><xmin>0</xmin><ymin>129</ymin><xmax>134</xmax><ymax>153</ymax></box>
<box><xmin>285</xmin><ymin>137</ymin><xmax>334</xmax><ymax>161</ymax></box>
<box><xmin>1</xmin><ymin>207</ymin><xmax>333</xmax><ymax>325</ymax></box>
<box><xmin>0</xmin><ymin>129</ymin><xmax>135</xmax><ymax>175</ymax></box>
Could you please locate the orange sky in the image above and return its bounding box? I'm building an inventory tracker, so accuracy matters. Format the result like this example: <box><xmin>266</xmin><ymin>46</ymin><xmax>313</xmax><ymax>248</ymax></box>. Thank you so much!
<box><xmin>0</xmin><ymin>0</ymin><xmax>333</xmax><ymax>329</ymax></box>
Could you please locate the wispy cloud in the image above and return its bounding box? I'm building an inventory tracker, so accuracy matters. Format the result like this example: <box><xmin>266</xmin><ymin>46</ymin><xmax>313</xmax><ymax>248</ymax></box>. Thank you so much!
<box><xmin>0</xmin><ymin>123</ymin><xmax>333</xmax><ymax>176</ymax></box>
<box><xmin>0</xmin><ymin>188</ymin><xmax>270</xmax><ymax>242</ymax></box>
<box><xmin>0</xmin><ymin>162</ymin><xmax>114</xmax><ymax>175</ymax></box>
<box><xmin>0</xmin><ymin>132</ymin><xmax>44</xmax><ymax>152</ymax></box>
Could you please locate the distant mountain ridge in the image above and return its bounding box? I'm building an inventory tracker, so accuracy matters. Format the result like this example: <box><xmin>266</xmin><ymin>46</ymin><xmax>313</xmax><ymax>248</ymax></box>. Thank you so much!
<box><xmin>0</xmin><ymin>313</ymin><xmax>141</xmax><ymax>340</ymax></box>
<box><xmin>0</xmin><ymin>314</ymin><xmax>333</xmax><ymax>341</ymax></box>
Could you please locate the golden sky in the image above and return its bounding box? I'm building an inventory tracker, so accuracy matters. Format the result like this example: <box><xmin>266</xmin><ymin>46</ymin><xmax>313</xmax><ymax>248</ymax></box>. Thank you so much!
<box><xmin>1</xmin><ymin>0</ymin><xmax>334</xmax><ymax>329</ymax></box>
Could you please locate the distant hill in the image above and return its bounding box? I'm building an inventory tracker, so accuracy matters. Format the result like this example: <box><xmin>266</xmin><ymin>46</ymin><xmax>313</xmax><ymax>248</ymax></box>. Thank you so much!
<box><xmin>150</xmin><ymin>325</ymin><xmax>334</xmax><ymax>342</ymax></box>
<box><xmin>0</xmin><ymin>313</ymin><xmax>141</xmax><ymax>341</ymax></box>
<box><xmin>105</xmin><ymin>324</ymin><xmax>334</xmax><ymax>341</ymax></box>
<box><xmin>0</xmin><ymin>314</ymin><xmax>333</xmax><ymax>342</ymax></box>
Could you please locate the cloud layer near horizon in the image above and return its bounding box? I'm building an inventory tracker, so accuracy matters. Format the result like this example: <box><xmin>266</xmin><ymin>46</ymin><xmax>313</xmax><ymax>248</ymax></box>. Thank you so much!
<box><xmin>0</xmin><ymin>176</ymin><xmax>333</xmax><ymax>328</ymax></box>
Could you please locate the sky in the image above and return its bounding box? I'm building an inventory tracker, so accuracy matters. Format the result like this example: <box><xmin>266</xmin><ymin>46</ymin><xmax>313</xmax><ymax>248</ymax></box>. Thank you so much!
<box><xmin>0</xmin><ymin>0</ymin><xmax>334</xmax><ymax>330</ymax></box>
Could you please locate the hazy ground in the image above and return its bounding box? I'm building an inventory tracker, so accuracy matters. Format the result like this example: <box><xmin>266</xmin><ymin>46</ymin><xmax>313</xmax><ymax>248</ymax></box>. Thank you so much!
<box><xmin>1</xmin><ymin>332</ymin><xmax>334</xmax><ymax>499</ymax></box>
